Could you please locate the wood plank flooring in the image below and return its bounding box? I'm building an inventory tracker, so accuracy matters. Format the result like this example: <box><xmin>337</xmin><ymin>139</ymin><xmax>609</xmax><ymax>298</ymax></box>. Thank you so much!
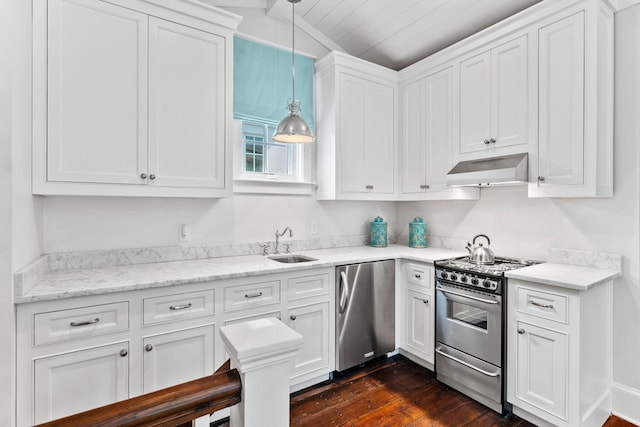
<box><xmin>290</xmin><ymin>355</ymin><xmax>532</xmax><ymax>427</ymax></box>
<box><xmin>215</xmin><ymin>354</ymin><xmax>637</xmax><ymax>426</ymax></box>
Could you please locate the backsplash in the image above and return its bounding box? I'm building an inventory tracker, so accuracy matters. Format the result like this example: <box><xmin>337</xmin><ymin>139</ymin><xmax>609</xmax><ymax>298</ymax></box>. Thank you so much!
<box><xmin>548</xmin><ymin>248</ymin><xmax>622</xmax><ymax>272</ymax></box>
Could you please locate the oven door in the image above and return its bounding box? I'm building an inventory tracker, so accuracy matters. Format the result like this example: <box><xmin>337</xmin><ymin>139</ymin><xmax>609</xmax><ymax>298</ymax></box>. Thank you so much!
<box><xmin>435</xmin><ymin>281</ymin><xmax>502</xmax><ymax>366</ymax></box>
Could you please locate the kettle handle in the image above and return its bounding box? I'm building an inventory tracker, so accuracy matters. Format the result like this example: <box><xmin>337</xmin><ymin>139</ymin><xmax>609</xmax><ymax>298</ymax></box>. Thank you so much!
<box><xmin>472</xmin><ymin>234</ymin><xmax>491</xmax><ymax>246</ymax></box>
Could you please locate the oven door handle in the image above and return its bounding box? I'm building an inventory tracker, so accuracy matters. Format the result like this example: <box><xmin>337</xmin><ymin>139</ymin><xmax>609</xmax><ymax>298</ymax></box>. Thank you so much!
<box><xmin>435</xmin><ymin>347</ymin><xmax>500</xmax><ymax>377</ymax></box>
<box><xmin>436</xmin><ymin>286</ymin><xmax>499</xmax><ymax>305</ymax></box>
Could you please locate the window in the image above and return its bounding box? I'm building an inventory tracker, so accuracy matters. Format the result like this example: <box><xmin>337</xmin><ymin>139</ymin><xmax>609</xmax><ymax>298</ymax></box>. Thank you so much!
<box><xmin>242</xmin><ymin>122</ymin><xmax>296</xmax><ymax>177</ymax></box>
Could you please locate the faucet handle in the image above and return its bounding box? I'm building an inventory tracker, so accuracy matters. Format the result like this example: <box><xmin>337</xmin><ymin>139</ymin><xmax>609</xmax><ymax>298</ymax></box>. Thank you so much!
<box><xmin>284</xmin><ymin>243</ymin><xmax>292</xmax><ymax>254</ymax></box>
<box><xmin>260</xmin><ymin>244</ymin><xmax>270</xmax><ymax>256</ymax></box>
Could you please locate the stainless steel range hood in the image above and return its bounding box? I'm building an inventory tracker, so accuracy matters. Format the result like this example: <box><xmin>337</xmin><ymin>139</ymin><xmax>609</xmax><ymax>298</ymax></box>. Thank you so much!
<box><xmin>446</xmin><ymin>153</ymin><xmax>528</xmax><ymax>187</ymax></box>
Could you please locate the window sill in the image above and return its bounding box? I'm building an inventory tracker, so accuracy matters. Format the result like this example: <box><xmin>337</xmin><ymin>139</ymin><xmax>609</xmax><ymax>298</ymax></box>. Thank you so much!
<box><xmin>233</xmin><ymin>178</ymin><xmax>317</xmax><ymax>195</ymax></box>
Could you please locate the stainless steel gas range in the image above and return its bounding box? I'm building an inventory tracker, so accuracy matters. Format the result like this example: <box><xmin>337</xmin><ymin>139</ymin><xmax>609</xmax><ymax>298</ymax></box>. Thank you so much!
<box><xmin>434</xmin><ymin>256</ymin><xmax>539</xmax><ymax>414</ymax></box>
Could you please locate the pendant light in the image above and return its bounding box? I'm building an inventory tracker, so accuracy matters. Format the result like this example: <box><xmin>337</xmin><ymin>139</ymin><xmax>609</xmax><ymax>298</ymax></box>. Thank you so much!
<box><xmin>272</xmin><ymin>0</ymin><xmax>315</xmax><ymax>143</ymax></box>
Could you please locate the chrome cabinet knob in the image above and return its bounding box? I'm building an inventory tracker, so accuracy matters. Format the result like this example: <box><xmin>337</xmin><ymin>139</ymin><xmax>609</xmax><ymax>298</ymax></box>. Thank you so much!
<box><xmin>422</xmin><ymin>299</ymin><xmax>429</xmax><ymax>304</ymax></box>
<box><xmin>538</xmin><ymin>176</ymin><xmax>546</xmax><ymax>182</ymax></box>
<box><xmin>290</xmin><ymin>315</ymin><xmax>297</xmax><ymax>321</ymax></box>
<box><xmin>484</xmin><ymin>139</ymin><xmax>490</xmax><ymax>144</ymax></box>
<box><xmin>145</xmin><ymin>344</ymin><xmax>153</xmax><ymax>352</ymax></box>
<box><xmin>489</xmin><ymin>138</ymin><xmax>496</xmax><ymax>144</ymax></box>
<box><xmin>149</xmin><ymin>174</ymin><xmax>156</xmax><ymax>180</ymax></box>
<box><xmin>365</xmin><ymin>184</ymin><xmax>374</xmax><ymax>190</ymax></box>
<box><xmin>517</xmin><ymin>328</ymin><xmax>526</xmax><ymax>334</ymax></box>
<box><xmin>120</xmin><ymin>349</ymin><xmax>128</xmax><ymax>357</ymax></box>
<box><xmin>140</xmin><ymin>173</ymin><xmax>147</xmax><ymax>179</ymax></box>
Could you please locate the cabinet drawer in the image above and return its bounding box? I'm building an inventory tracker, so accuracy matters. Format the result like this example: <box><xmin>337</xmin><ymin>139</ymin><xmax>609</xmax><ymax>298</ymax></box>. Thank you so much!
<box><xmin>516</xmin><ymin>286</ymin><xmax>567</xmax><ymax>324</ymax></box>
<box><xmin>34</xmin><ymin>302</ymin><xmax>129</xmax><ymax>346</ymax></box>
<box><xmin>224</xmin><ymin>280</ymin><xmax>281</xmax><ymax>312</ymax></box>
<box><xmin>143</xmin><ymin>290</ymin><xmax>214</xmax><ymax>326</ymax></box>
<box><xmin>287</xmin><ymin>273</ymin><xmax>330</xmax><ymax>301</ymax></box>
<box><xmin>406</xmin><ymin>264</ymin><xmax>432</xmax><ymax>288</ymax></box>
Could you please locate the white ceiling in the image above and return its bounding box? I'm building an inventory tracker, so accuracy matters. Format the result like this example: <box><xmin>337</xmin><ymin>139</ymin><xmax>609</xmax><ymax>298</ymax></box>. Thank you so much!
<box><xmin>207</xmin><ymin>0</ymin><xmax>542</xmax><ymax>70</ymax></box>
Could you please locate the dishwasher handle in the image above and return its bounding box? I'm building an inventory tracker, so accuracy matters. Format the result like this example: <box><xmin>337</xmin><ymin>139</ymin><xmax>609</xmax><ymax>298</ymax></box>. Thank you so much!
<box><xmin>338</xmin><ymin>270</ymin><xmax>350</xmax><ymax>314</ymax></box>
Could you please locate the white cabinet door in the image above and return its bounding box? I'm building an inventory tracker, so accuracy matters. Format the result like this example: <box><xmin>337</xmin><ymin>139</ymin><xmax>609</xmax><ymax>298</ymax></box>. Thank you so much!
<box><xmin>459</xmin><ymin>51</ymin><xmax>492</xmax><ymax>154</ymax></box>
<box><xmin>405</xmin><ymin>289</ymin><xmax>433</xmax><ymax>362</ymax></box>
<box><xmin>366</xmin><ymin>81</ymin><xmax>396</xmax><ymax>195</ymax></box>
<box><xmin>33</xmin><ymin>342</ymin><xmax>130</xmax><ymax>424</ymax></box>
<box><xmin>286</xmin><ymin>302</ymin><xmax>330</xmax><ymax>379</ymax></box>
<box><xmin>47</xmin><ymin>0</ymin><xmax>148</xmax><ymax>185</ymax></box>
<box><xmin>143</xmin><ymin>325</ymin><xmax>214</xmax><ymax>393</ymax></box>
<box><xmin>491</xmin><ymin>36</ymin><xmax>529</xmax><ymax>150</ymax></box>
<box><xmin>338</xmin><ymin>73</ymin><xmax>368</xmax><ymax>194</ymax></box>
<box><xmin>338</xmin><ymin>73</ymin><xmax>395</xmax><ymax>196</ymax></box>
<box><xmin>458</xmin><ymin>36</ymin><xmax>529</xmax><ymax>157</ymax></box>
<box><xmin>515</xmin><ymin>321</ymin><xmax>568</xmax><ymax>420</ymax></box>
<box><xmin>400</xmin><ymin>78</ymin><xmax>427</xmax><ymax>195</ymax></box>
<box><xmin>425</xmin><ymin>67</ymin><xmax>454</xmax><ymax>193</ymax></box>
<box><xmin>537</xmin><ymin>12</ymin><xmax>585</xmax><ymax>187</ymax></box>
<box><xmin>148</xmin><ymin>18</ymin><xmax>226</xmax><ymax>190</ymax></box>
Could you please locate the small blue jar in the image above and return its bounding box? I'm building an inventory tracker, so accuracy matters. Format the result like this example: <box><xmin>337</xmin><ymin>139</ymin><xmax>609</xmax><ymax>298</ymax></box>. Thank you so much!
<box><xmin>370</xmin><ymin>216</ymin><xmax>387</xmax><ymax>248</ymax></box>
<box><xmin>409</xmin><ymin>217</ymin><xmax>427</xmax><ymax>248</ymax></box>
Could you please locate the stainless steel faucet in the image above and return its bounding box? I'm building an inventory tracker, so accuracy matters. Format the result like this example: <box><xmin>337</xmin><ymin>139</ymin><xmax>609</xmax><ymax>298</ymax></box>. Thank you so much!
<box><xmin>275</xmin><ymin>226</ymin><xmax>293</xmax><ymax>254</ymax></box>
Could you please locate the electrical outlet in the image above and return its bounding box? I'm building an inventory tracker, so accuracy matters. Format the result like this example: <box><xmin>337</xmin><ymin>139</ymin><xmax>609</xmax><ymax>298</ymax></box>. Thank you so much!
<box><xmin>179</xmin><ymin>224</ymin><xmax>192</xmax><ymax>242</ymax></box>
<box><xmin>310</xmin><ymin>221</ymin><xmax>319</xmax><ymax>236</ymax></box>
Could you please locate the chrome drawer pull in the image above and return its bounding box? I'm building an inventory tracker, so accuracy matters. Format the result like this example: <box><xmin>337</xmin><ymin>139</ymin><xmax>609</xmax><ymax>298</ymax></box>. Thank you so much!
<box><xmin>414</xmin><ymin>274</ymin><xmax>422</xmax><ymax>279</ymax></box>
<box><xmin>244</xmin><ymin>292</ymin><xmax>263</xmax><ymax>299</ymax></box>
<box><xmin>69</xmin><ymin>317</ymin><xmax>100</xmax><ymax>327</ymax></box>
<box><xmin>169</xmin><ymin>303</ymin><xmax>192</xmax><ymax>311</ymax></box>
<box><xmin>529</xmin><ymin>300</ymin><xmax>554</xmax><ymax>310</ymax></box>
<box><xmin>435</xmin><ymin>347</ymin><xmax>500</xmax><ymax>377</ymax></box>
<box><xmin>436</xmin><ymin>286</ymin><xmax>499</xmax><ymax>305</ymax></box>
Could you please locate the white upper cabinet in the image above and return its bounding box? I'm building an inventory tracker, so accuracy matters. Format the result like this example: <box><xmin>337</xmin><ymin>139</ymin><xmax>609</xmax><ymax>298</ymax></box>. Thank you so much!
<box><xmin>457</xmin><ymin>35</ymin><xmax>530</xmax><ymax>160</ymax></box>
<box><xmin>45</xmin><ymin>0</ymin><xmax>149</xmax><ymax>186</ymax></box>
<box><xmin>530</xmin><ymin>3</ymin><xmax>613</xmax><ymax>198</ymax></box>
<box><xmin>399</xmin><ymin>67</ymin><xmax>478</xmax><ymax>200</ymax></box>
<box><xmin>148</xmin><ymin>17</ymin><xmax>226</xmax><ymax>190</ymax></box>
<box><xmin>33</xmin><ymin>0</ymin><xmax>240</xmax><ymax>198</ymax></box>
<box><xmin>315</xmin><ymin>51</ymin><xmax>397</xmax><ymax>200</ymax></box>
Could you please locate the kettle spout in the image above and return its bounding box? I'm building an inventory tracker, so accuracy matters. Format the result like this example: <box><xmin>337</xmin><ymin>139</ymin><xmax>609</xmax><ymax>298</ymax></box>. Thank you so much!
<box><xmin>465</xmin><ymin>242</ymin><xmax>472</xmax><ymax>255</ymax></box>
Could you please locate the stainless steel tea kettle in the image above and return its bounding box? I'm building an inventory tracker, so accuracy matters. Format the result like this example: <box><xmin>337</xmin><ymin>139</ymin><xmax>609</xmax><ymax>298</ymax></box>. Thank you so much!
<box><xmin>466</xmin><ymin>234</ymin><xmax>495</xmax><ymax>264</ymax></box>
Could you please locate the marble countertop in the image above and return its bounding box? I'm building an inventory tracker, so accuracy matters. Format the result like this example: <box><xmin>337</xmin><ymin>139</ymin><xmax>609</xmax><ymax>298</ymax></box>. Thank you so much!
<box><xmin>15</xmin><ymin>245</ymin><xmax>466</xmax><ymax>304</ymax></box>
<box><xmin>505</xmin><ymin>262</ymin><xmax>620</xmax><ymax>291</ymax></box>
<box><xmin>16</xmin><ymin>244</ymin><xmax>622</xmax><ymax>304</ymax></box>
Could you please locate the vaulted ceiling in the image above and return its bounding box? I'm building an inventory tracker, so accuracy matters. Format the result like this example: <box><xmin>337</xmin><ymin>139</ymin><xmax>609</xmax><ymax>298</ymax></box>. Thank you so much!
<box><xmin>205</xmin><ymin>0</ymin><xmax>542</xmax><ymax>70</ymax></box>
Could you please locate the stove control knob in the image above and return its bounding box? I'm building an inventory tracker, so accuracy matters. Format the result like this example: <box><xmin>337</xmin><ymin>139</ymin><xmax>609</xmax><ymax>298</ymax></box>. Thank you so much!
<box><xmin>482</xmin><ymin>280</ymin><xmax>492</xmax><ymax>288</ymax></box>
<box><xmin>460</xmin><ymin>275</ymin><xmax>468</xmax><ymax>283</ymax></box>
<box><xmin>471</xmin><ymin>278</ymin><xmax>479</xmax><ymax>285</ymax></box>
<box><xmin>450</xmin><ymin>273</ymin><xmax>458</xmax><ymax>281</ymax></box>
<box><xmin>440</xmin><ymin>271</ymin><xmax>449</xmax><ymax>280</ymax></box>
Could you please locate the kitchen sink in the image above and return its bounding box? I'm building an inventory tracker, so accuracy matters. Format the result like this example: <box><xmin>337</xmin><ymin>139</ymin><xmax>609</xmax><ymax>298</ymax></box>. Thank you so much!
<box><xmin>268</xmin><ymin>255</ymin><xmax>318</xmax><ymax>263</ymax></box>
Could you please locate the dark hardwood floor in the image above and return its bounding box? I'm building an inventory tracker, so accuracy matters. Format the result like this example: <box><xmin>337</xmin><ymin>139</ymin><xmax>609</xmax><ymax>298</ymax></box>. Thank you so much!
<box><xmin>214</xmin><ymin>354</ymin><xmax>637</xmax><ymax>426</ymax></box>
<box><xmin>290</xmin><ymin>355</ymin><xmax>532</xmax><ymax>427</ymax></box>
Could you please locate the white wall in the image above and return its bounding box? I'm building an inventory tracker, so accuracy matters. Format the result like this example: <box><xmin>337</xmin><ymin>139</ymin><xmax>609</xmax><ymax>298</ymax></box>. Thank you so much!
<box><xmin>396</xmin><ymin>3</ymin><xmax>640</xmax><ymax>416</ymax></box>
<box><xmin>41</xmin><ymin>195</ymin><xmax>396</xmax><ymax>252</ymax></box>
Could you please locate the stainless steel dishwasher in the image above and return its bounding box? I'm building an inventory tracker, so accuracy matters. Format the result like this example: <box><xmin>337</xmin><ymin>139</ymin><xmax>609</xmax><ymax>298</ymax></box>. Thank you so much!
<box><xmin>336</xmin><ymin>260</ymin><xmax>395</xmax><ymax>372</ymax></box>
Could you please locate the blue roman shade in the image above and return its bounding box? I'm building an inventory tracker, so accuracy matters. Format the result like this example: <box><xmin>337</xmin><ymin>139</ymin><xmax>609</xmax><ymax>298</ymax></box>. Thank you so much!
<box><xmin>234</xmin><ymin>36</ymin><xmax>314</xmax><ymax>128</ymax></box>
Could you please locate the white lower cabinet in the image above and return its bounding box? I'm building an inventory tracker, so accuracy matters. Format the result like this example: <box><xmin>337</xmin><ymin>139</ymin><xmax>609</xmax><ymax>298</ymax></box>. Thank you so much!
<box><xmin>142</xmin><ymin>325</ymin><xmax>215</xmax><ymax>393</ymax></box>
<box><xmin>514</xmin><ymin>321</ymin><xmax>568</xmax><ymax>419</ymax></box>
<box><xmin>404</xmin><ymin>289</ymin><xmax>433</xmax><ymax>361</ymax></box>
<box><xmin>507</xmin><ymin>278</ymin><xmax>612</xmax><ymax>427</ymax></box>
<box><xmin>286</xmin><ymin>301</ymin><xmax>330</xmax><ymax>380</ymax></box>
<box><xmin>399</xmin><ymin>262</ymin><xmax>435</xmax><ymax>366</ymax></box>
<box><xmin>16</xmin><ymin>266</ymin><xmax>335</xmax><ymax>425</ymax></box>
<box><xmin>33</xmin><ymin>341</ymin><xmax>130</xmax><ymax>424</ymax></box>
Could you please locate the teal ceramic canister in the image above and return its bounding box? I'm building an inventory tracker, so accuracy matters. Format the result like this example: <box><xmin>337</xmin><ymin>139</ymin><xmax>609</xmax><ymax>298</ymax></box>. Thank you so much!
<box><xmin>409</xmin><ymin>217</ymin><xmax>427</xmax><ymax>248</ymax></box>
<box><xmin>370</xmin><ymin>216</ymin><xmax>388</xmax><ymax>248</ymax></box>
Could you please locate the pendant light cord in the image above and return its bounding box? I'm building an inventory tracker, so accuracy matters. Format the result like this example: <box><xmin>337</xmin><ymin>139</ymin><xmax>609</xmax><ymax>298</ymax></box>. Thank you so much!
<box><xmin>291</xmin><ymin>0</ymin><xmax>296</xmax><ymax>107</ymax></box>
